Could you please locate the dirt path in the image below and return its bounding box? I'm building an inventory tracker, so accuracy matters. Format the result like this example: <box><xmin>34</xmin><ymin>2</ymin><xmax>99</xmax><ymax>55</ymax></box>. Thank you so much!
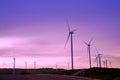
<box><xmin>0</xmin><ymin>74</ymin><xmax>92</xmax><ymax>80</ymax></box>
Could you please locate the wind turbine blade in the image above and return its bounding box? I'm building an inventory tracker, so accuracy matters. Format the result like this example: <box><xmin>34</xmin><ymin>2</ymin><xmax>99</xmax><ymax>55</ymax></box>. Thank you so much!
<box><xmin>94</xmin><ymin>56</ymin><xmax>98</xmax><ymax>62</ymax></box>
<box><xmin>72</xmin><ymin>29</ymin><xmax>78</xmax><ymax>32</ymax></box>
<box><xmin>83</xmin><ymin>41</ymin><xmax>88</xmax><ymax>45</ymax></box>
<box><xmin>64</xmin><ymin>33</ymin><xmax>70</xmax><ymax>48</ymax></box>
<box><xmin>66</xmin><ymin>19</ymin><xmax>71</xmax><ymax>32</ymax></box>
<box><xmin>95</xmin><ymin>47</ymin><xmax>99</xmax><ymax>54</ymax></box>
<box><xmin>95</xmin><ymin>47</ymin><xmax>102</xmax><ymax>58</ymax></box>
<box><xmin>89</xmin><ymin>37</ymin><xmax>93</xmax><ymax>44</ymax></box>
<box><xmin>95</xmin><ymin>55</ymin><xmax>98</xmax><ymax>60</ymax></box>
<box><xmin>94</xmin><ymin>47</ymin><xmax>98</xmax><ymax>59</ymax></box>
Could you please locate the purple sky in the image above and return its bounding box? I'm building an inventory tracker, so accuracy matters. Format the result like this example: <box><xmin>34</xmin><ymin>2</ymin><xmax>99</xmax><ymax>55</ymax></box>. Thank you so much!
<box><xmin>0</xmin><ymin>0</ymin><xmax>120</xmax><ymax>69</ymax></box>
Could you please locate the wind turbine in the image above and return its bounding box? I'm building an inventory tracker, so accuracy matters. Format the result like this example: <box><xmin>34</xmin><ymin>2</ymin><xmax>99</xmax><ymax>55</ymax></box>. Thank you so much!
<box><xmin>95</xmin><ymin>54</ymin><xmax>99</xmax><ymax>67</ymax></box>
<box><xmin>95</xmin><ymin>48</ymin><xmax>102</xmax><ymax>68</ymax></box>
<box><xmin>109</xmin><ymin>61</ymin><xmax>112</xmax><ymax>68</ymax></box>
<box><xmin>13</xmin><ymin>57</ymin><xmax>16</xmax><ymax>74</ymax></box>
<box><xmin>65</xmin><ymin>20</ymin><xmax>77</xmax><ymax>70</ymax></box>
<box><xmin>25</xmin><ymin>62</ymin><xmax>29</xmax><ymax>72</ymax></box>
<box><xmin>34</xmin><ymin>61</ymin><xmax>36</xmax><ymax>72</ymax></box>
<box><xmin>102</xmin><ymin>60</ymin><xmax>106</xmax><ymax>68</ymax></box>
<box><xmin>67</xmin><ymin>62</ymin><xmax>70</xmax><ymax>70</ymax></box>
<box><xmin>56</xmin><ymin>63</ymin><xmax>58</xmax><ymax>70</ymax></box>
<box><xmin>97</xmin><ymin>54</ymin><xmax>102</xmax><ymax>67</ymax></box>
<box><xmin>25</xmin><ymin>62</ymin><xmax>27</xmax><ymax>69</ymax></box>
<box><xmin>108</xmin><ymin>60</ymin><xmax>112</xmax><ymax>68</ymax></box>
<box><xmin>83</xmin><ymin>38</ymin><xmax>93</xmax><ymax>68</ymax></box>
<box><xmin>105</xmin><ymin>59</ymin><xmax>108</xmax><ymax>68</ymax></box>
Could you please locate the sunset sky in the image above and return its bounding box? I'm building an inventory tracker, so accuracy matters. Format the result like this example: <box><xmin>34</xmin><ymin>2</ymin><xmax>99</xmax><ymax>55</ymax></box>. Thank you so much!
<box><xmin>0</xmin><ymin>0</ymin><xmax>120</xmax><ymax>69</ymax></box>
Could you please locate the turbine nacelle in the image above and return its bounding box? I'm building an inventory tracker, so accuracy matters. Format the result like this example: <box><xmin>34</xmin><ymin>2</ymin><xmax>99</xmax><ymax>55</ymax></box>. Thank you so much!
<box><xmin>83</xmin><ymin>38</ymin><xmax>93</xmax><ymax>47</ymax></box>
<box><xmin>69</xmin><ymin>31</ymin><xmax>74</xmax><ymax>34</ymax></box>
<box><xmin>69</xmin><ymin>29</ymin><xmax>77</xmax><ymax>34</ymax></box>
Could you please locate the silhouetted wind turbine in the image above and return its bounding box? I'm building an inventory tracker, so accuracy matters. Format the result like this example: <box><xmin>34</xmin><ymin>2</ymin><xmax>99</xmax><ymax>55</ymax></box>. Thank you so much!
<box><xmin>34</xmin><ymin>61</ymin><xmax>36</xmax><ymax>72</ymax></box>
<box><xmin>13</xmin><ymin>57</ymin><xmax>16</xmax><ymax>74</ymax></box>
<box><xmin>109</xmin><ymin>61</ymin><xmax>112</xmax><ymax>68</ymax></box>
<box><xmin>97</xmin><ymin>54</ymin><xmax>102</xmax><ymax>67</ymax></box>
<box><xmin>67</xmin><ymin>62</ymin><xmax>70</xmax><ymax>70</ymax></box>
<box><xmin>56</xmin><ymin>63</ymin><xmax>58</xmax><ymax>70</ymax></box>
<box><xmin>65</xmin><ymin>20</ymin><xmax>77</xmax><ymax>70</ymax></box>
<box><xmin>95</xmin><ymin>54</ymin><xmax>99</xmax><ymax>67</ymax></box>
<box><xmin>25</xmin><ymin>62</ymin><xmax>27</xmax><ymax>69</ymax></box>
<box><xmin>102</xmin><ymin>60</ymin><xmax>106</xmax><ymax>68</ymax></box>
<box><xmin>108</xmin><ymin>60</ymin><xmax>112</xmax><ymax>68</ymax></box>
<box><xmin>83</xmin><ymin>38</ymin><xmax>93</xmax><ymax>68</ymax></box>
<box><xmin>105</xmin><ymin>59</ymin><xmax>108</xmax><ymax>68</ymax></box>
<box><xmin>95</xmin><ymin>48</ymin><xmax>102</xmax><ymax>67</ymax></box>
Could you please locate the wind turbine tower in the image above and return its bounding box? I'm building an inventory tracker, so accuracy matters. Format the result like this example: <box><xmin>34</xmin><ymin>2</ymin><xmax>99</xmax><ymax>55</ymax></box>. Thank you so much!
<box><xmin>56</xmin><ymin>63</ymin><xmax>58</xmax><ymax>70</ymax></box>
<box><xmin>98</xmin><ymin>54</ymin><xmax>102</xmax><ymax>67</ymax></box>
<box><xmin>95</xmin><ymin>54</ymin><xmax>99</xmax><ymax>67</ymax></box>
<box><xmin>102</xmin><ymin>60</ymin><xmax>106</xmax><ymax>68</ymax></box>
<box><xmin>95</xmin><ymin>48</ymin><xmax>102</xmax><ymax>67</ymax></box>
<box><xmin>107</xmin><ymin>60</ymin><xmax>112</xmax><ymax>68</ymax></box>
<box><xmin>34</xmin><ymin>61</ymin><xmax>36</xmax><ymax>72</ymax></box>
<box><xmin>13</xmin><ymin>57</ymin><xmax>16</xmax><ymax>74</ymax></box>
<box><xmin>25</xmin><ymin>62</ymin><xmax>27</xmax><ymax>69</ymax></box>
<box><xmin>67</xmin><ymin>62</ymin><xmax>70</xmax><ymax>70</ymax></box>
<box><xmin>105</xmin><ymin>59</ymin><xmax>108</xmax><ymax>68</ymax></box>
<box><xmin>109</xmin><ymin>61</ymin><xmax>112</xmax><ymax>68</ymax></box>
<box><xmin>84</xmin><ymin>39</ymin><xmax>93</xmax><ymax>68</ymax></box>
<box><xmin>65</xmin><ymin>20</ymin><xmax>77</xmax><ymax>70</ymax></box>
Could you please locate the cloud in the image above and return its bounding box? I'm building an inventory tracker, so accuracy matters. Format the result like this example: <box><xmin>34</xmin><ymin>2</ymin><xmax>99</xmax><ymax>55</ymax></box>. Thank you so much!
<box><xmin>0</xmin><ymin>36</ymin><xmax>67</xmax><ymax>58</ymax></box>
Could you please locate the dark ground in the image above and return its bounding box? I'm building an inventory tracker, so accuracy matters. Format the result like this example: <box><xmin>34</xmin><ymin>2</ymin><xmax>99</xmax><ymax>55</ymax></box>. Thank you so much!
<box><xmin>0</xmin><ymin>74</ymin><xmax>92</xmax><ymax>80</ymax></box>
